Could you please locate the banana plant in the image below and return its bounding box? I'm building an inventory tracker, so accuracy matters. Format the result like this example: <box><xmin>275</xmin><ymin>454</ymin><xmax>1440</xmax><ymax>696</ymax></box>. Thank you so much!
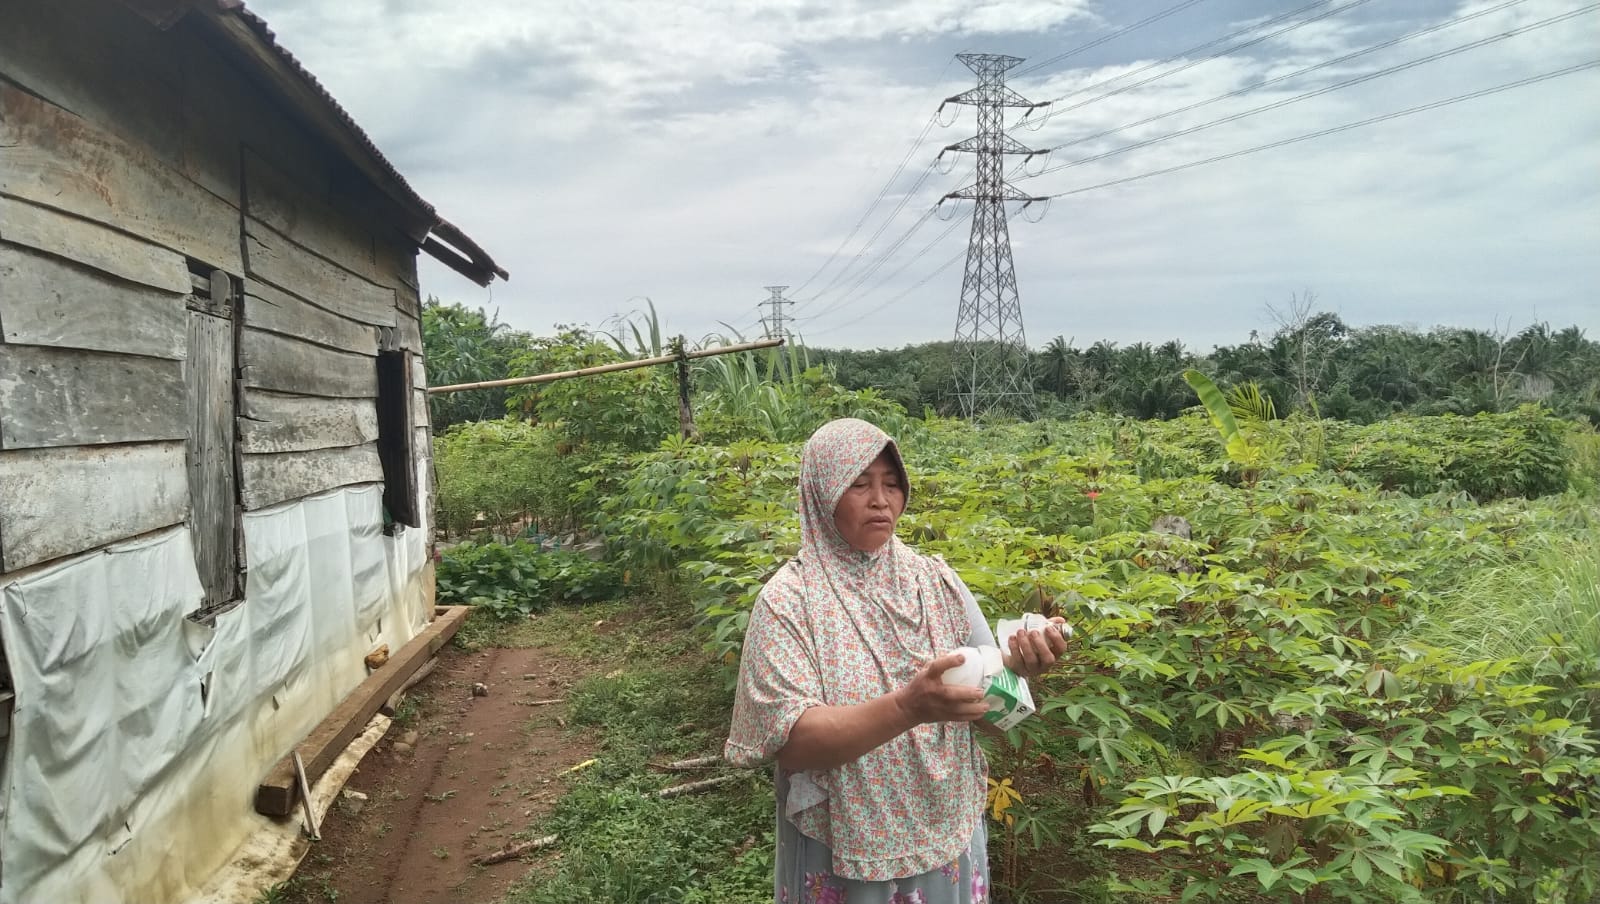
<box><xmin>1184</xmin><ymin>369</ymin><xmax>1274</xmax><ymax>480</ymax></box>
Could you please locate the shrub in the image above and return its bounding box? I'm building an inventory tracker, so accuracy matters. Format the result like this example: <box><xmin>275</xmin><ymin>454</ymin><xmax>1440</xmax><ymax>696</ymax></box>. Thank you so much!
<box><xmin>434</xmin><ymin>419</ymin><xmax>586</xmax><ymax>538</ymax></box>
<box><xmin>586</xmin><ymin>412</ymin><xmax>1600</xmax><ymax>902</ymax></box>
<box><xmin>1328</xmin><ymin>406</ymin><xmax>1571</xmax><ymax>500</ymax></box>
<box><xmin>437</xmin><ymin>543</ymin><xmax>622</xmax><ymax>620</ymax></box>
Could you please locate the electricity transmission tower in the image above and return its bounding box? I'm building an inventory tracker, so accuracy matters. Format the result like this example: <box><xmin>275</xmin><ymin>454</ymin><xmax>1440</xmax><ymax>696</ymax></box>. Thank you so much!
<box><xmin>941</xmin><ymin>53</ymin><xmax>1047</xmax><ymax>419</ymax></box>
<box><xmin>759</xmin><ymin>285</ymin><xmax>793</xmax><ymax>341</ymax></box>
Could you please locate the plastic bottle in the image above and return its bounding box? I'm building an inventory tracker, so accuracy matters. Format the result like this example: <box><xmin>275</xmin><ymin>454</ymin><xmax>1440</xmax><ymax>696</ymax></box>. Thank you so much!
<box><xmin>940</xmin><ymin>645</ymin><xmax>1005</xmax><ymax>687</ymax></box>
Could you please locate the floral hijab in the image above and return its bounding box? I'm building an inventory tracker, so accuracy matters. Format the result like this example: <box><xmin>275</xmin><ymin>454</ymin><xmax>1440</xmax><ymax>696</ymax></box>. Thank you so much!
<box><xmin>725</xmin><ymin>418</ymin><xmax>987</xmax><ymax>881</ymax></box>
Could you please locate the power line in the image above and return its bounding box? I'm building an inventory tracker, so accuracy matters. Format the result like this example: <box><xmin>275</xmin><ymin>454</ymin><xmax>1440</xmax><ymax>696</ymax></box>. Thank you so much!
<box><xmin>796</xmin><ymin>204</ymin><xmax>944</xmax><ymax>323</ymax></box>
<box><xmin>1034</xmin><ymin>59</ymin><xmax>1600</xmax><ymax>201</ymax></box>
<box><xmin>794</xmin><ymin>159</ymin><xmax>975</xmax><ymax>318</ymax></box>
<box><xmin>1018</xmin><ymin>4</ymin><xmax>1599</xmax><ymax>182</ymax></box>
<box><xmin>1015</xmin><ymin>0</ymin><xmax>1376</xmax><ymax>133</ymax></box>
<box><xmin>807</xmin><ymin>249</ymin><xmax>968</xmax><ymax>338</ymax></box>
<box><xmin>790</xmin><ymin>124</ymin><xmax>937</xmax><ymax>300</ymax></box>
<box><xmin>1021</xmin><ymin>0</ymin><xmax>1325</xmax><ymax>99</ymax></box>
<box><xmin>1014</xmin><ymin>0</ymin><xmax>1213</xmax><ymax>78</ymax></box>
<box><xmin>799</xmin><ymin>209</ymin><xmax>971</xmax><ymax>327</ymax></box>
<box><xmin>1032</xmin><ymin>0</ymin><xmax>1533</xmax><ymax>158</ymax></box>
<box><xmin>792</xmin><ymin>163</ymin><xmax>943</xmax><ymax>309</ymax></box>
<box><xmin>788</xmin><ymin>58</ymin><xmax>961</xmax><ymax>300</ymax></box>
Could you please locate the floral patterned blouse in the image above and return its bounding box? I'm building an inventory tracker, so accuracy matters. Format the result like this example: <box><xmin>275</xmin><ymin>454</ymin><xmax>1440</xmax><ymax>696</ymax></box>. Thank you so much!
<box><xmin>725</xmin><ymin>418</ymin><xmax>988</xmax><ymax>883</ymax></box>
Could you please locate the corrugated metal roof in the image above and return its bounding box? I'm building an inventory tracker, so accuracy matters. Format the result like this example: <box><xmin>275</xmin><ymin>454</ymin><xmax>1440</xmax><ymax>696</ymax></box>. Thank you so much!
<box><xmin>209</xmin><ymin>0</ymin><xmax>508</xmax><ymax>285</ymax></box>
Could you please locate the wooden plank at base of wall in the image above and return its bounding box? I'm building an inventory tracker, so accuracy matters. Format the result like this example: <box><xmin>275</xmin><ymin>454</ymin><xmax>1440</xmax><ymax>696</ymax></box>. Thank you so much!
<box><xmin>0</xmin><ymin>244</ymin><xmax>188</xmax><ymax>359</ymax></box>
<box><xmin>0</xmin><ymin>345</ymin><xmax>187</xmax><ymax>449</ymax></box>
<box><xmin>0</xmin><ymin>442</ymin><xmax>190</xmax><ymax>572</ymax></box>
<box><xmin>239</xmin><ymin>443</ymin><xmax>383</xmax><ymax>511</ymax></box>
<box><xmin>0</xmin><ymin>81</ymin><xmax>242</xmax><ymax>274</ymax></box>
<box><xmin>240</xmin><ymin>328</ymin><xmax>377</xmax><ymax>399</ymax></box>
<box><xmin>243</xmin><ymin>282</ymin><xmax>379</xmax><ymax>357</ymax></box>
<box><xmin>0</xmin><ymin>196</ymin><xmax>191</xmax><ymax>294</ymax></box>
<box><xmin>255</xmin><ymin>605</ymin><xmax>470</xmax><ymax>816</ymax></box>
<box><xmin>244</xmin><ymin>221</ymin><xmax>396</xmax><ymax>327</ymax></box>
<box><xmin>240</xmin><ymin>391</ymin><xmax>380</xmax><ymax>454</ymax></box>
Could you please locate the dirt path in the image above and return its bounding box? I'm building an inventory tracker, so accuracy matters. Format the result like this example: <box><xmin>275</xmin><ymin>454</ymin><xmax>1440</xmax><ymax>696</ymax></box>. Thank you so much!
<box><xmin>280</xmin><ymin>640</ymin><xmax>600</xmax><ymax>904</ymax></box>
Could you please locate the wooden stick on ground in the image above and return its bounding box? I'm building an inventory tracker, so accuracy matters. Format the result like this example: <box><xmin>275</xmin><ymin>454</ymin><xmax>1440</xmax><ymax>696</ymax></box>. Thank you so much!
<box><xmin>654</xmin><ymin>754</ymin><xmax>723</xmax><ymax>771</ymax></box>
<box><xmin>469</xmin><ymin>775</ymin><xmax>743</xmax><ymax>865</ymax></box>
<box><xmin>472</xmin><ymin>833</ymin><xmax>559</xmax><ymax>866</ymax></box>
<box><xmin>292</xmin><ymin>751</ymin><xmax>320</xmax><ymax>841</ymax></box>
<box><xmin>514</xmin><ymin>698</ymin><xmax>565</xmax><ymax>707</ymax></box>
<box><xmin>379</xmin><ymin>657</ymin><xmax>440</xmax><ymax>716</ymax></box>
<box><xmin>653</xmin><ymin>773</ymin><xmax>744</xmax><ymax>799</ymax></box>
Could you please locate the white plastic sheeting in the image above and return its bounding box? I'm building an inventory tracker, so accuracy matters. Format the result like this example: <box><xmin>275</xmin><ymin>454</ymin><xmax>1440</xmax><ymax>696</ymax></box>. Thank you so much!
<box><xmin>0</xmin><ymin>485</ymin><xmax>431</xmax><ymax>904</ymax></box>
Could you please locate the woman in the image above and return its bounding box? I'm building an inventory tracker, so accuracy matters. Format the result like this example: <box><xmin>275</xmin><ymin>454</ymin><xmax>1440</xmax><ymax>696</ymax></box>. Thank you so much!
<box><xmin>726</xmin><ymin>418</ymin><xmax>1068</xmax><ymax>903</ymax></box>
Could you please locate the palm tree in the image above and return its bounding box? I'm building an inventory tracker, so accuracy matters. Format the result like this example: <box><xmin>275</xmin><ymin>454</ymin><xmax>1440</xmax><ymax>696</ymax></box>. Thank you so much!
<box><xmin>1041</xmin><ymin>336</ymin><xmax>1073</xmax><ymax>397</ymax></box>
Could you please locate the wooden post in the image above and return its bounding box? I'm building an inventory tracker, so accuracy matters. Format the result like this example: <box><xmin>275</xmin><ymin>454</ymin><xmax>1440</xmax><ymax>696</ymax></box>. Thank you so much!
<box><xmin>673</xmin><ymin>335</ymin><xmax>698</xmax><ymax>441</ymax></box>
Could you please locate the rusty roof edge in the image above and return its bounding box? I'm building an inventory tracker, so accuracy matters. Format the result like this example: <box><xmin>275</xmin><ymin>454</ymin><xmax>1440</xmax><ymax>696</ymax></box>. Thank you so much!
<box><xmin>197</xmin><ymin>0</ymin><xmax>507</xmax><ymax>284</ymax></box>
<box><xmin>431</xmin><ymin>219</ymin><xmax>510</xmax><ymax>283</ymax></box>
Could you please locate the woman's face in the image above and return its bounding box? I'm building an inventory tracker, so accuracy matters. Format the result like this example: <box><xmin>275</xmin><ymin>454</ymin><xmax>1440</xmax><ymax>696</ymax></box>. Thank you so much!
<box><xmin>833</xmin><ymin>452</ymin><xmax>906</xmax><ymax>553</ymax></box>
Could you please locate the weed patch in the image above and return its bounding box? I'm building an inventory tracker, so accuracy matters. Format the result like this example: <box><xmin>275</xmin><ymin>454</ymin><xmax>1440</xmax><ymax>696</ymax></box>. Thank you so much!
<box><xmin>505</xmin><ymin>647</ymin><xmax>770</xmax><ymax>902</ymax></box>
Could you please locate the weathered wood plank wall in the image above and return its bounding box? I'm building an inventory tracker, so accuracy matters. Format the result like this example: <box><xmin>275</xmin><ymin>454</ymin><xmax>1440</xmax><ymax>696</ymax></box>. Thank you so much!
<box><xmin>242</xmin><ymin>282</ymin><xmax>379</xmax><ymax>356</ymax></box>
<box><xmin>0</xmin><ymin>343</ymin><xmax>188</xmax><ymax>449</ymax></box>
<box><xmin>0</xmin><ymin>443</ymin><xmax>191</xmax><ymax>572</ymax></box>
<box><xmin>0</xmin><ymin>81</ymin><xmax>242</xmax><ymax>273</ymax></box>
<box><xmin>239</xmin><ymin>328</ymin><xmax>378</xmax><ymax>399</ymax></box>
<box><xmin>0</xmin><ymin>0</ymin><xmax>434</xmax><ymax>577</ymax></box>
<box><xmin>0</xmin><ymin>197</ymin><xmax>192</xmax><ymax>294</ymax></box>
<box><xmin>239</xmin><ymin>393</ymin><xmax>381</xmax><ymax>454</ymax></box>
<box><xmin>243</xmin><ymin>223</ymin><xmax>396</xmax><ymax>327</ymax></box>
<box><xmin>0</xmin><ymin>245</ymin><xmax>188</xmax><ymax>359</ymax></box>
<box><xmin>240</xmin><ymin>444</ymin><xmax>384</xmax><ymax>511</ymax></box>
<box><xmin>187</xmin><ymin>311</ymin><xmax>238</xmax><ymax>604</ymax></box>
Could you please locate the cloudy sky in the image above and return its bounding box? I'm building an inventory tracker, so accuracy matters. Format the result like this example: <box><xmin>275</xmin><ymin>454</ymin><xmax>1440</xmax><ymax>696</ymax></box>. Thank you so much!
<box><xmin>245</xmin><ymin>0</ymin><xmax>1600</xmax><ymax>351</ymax></box>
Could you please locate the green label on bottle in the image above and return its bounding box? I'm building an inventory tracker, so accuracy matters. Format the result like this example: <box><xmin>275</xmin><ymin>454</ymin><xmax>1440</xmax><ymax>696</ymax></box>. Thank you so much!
<box><xmin>981</xmin><ymin>667</ymin><xmax>1036</xmax><ymax>730</ymax></box>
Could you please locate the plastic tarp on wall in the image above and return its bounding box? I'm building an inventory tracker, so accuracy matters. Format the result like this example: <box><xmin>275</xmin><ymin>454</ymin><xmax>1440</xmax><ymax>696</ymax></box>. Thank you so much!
<box><xmin>0</xmin><ymin>485</ymin><xmax>430</xmax><ymax>904</ymax></box>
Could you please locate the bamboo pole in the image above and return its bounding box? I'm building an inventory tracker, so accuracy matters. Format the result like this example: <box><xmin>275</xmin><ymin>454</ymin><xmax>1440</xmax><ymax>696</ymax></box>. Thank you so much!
<box><xmin>427</xmin><ymin>338</ymin><xmax>786</xmax><ymax>395</ymax></box>
<box><xmin>653</xmin><ymin>773</ymin><xmax>744</xmax><ymax>798</ymax></box>
<box><xmin>652</xmin><ymin>754</ymin><xmax>723</xmax><ymax>771</ymax></box>
<box><xmin>472</xmin><ymin>833</ymin><xmax>559</xmax><ymax>865</ymax></box>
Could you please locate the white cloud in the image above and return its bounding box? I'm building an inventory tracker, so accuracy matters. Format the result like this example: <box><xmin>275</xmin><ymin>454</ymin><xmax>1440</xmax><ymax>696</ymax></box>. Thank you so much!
<box><xmin>245</xmin><ymin>0</ymin><xmax>1600</xmax><ymax>350</ymax></box>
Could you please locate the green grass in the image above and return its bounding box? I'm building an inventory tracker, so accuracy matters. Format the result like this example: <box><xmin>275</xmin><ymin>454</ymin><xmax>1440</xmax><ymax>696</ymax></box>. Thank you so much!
<box><xmin>440</xmin><ymin>575</ymin><xmax>775</xmax><ymax>904</ymax></box>
<box><xmin>1417</xmin><ymin>526</ymin><xmax>1600</xmax><ymax>688</ymax></box>
<box><xmin>505</xmin><ymin>781</ymin><xmax>773</xmax><ymax>904</ymax></box>
<box><xmin>501</xmin><ymin>622</ymin><xmax>771</xmax><ymax>903</ymax></box>
<box><xmin>452</xmin><ymin>590</ymin><xmax>701</xmax><ymax>662</ymax></box>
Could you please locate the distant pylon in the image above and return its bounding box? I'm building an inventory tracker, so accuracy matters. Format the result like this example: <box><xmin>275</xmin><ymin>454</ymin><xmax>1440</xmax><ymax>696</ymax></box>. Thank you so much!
<box><xmin>759</xmin><ymin>285</ymin><xmax>793</xmax><ymax>341</ymax></box>
<box><xmin>940</xmin><ymin>53</ymin><xmax>1047</xmax><ymax>419</ymax></box>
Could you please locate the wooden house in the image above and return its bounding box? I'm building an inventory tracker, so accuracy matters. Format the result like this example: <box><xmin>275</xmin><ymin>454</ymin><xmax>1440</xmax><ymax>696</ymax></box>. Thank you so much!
<box><xmin>0</xmin><ymin>1</ymin><xmax>506</xmax><ymax>900</ymax></box>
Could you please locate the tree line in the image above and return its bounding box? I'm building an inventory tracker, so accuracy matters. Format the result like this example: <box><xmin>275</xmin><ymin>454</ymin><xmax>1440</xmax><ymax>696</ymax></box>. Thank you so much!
<box><xmin>815</xmin><ymin>311</ymin><xmax>1600</xmax><ymax>425</ymax></box>
<box><xmin>422</xmin><ymin>297</ymin><xmax>1600</xmax><ymax>431</ymax></box>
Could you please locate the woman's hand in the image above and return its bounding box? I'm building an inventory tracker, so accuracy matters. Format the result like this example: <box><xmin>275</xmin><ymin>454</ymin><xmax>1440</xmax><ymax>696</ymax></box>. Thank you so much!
<box><xmin>893</xmin><ymin>653</ymin><xmax>992</xmax><ymax>726</ymax></box>
<box><xmin>1005</xmin><ymin>618</ymin><xmax>1070</xmax><ymax>679</ymax></box>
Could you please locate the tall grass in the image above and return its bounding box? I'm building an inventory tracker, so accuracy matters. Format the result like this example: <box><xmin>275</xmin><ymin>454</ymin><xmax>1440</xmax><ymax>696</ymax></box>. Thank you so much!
<box><xmin>1417</xmin><ymin>528</ymin><xmax>1600</xmax><ymax>686</ymax></box>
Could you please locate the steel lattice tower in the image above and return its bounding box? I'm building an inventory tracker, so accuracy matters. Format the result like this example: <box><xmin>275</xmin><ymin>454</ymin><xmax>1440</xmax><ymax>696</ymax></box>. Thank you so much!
<box><xmin>760</xmin><ymin>285</ymin><xmax>793</xmax><ymax>341</ymax></box>
<box><xmin>941</xmin><ymin>53</ymin><xmax>1046</xmax><ymax>419</ymax></box>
